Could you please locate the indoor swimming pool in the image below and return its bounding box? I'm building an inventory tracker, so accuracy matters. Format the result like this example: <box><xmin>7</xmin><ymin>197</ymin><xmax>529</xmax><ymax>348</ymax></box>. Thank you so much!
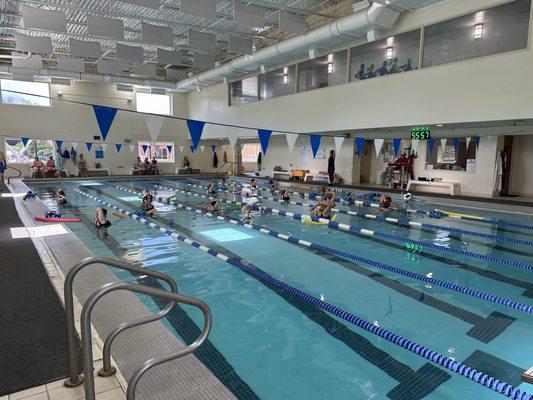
<box><xmin>27</xmin><ymin>177</ymin><xmax>533</xmax><ymax>400</ymax></box>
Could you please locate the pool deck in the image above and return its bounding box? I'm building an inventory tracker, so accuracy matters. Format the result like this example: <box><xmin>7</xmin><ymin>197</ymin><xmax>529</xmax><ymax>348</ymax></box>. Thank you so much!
<box><xmin>3</xmin><ymin>178</ymin><xmax>236</xmax><ymax>400</ymax></box>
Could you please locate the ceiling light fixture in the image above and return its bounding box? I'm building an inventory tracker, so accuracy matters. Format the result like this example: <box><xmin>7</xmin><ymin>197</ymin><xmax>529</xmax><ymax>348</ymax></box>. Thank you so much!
<box><xmin>386</xmin><ymin>47</ymin><xmax>394</xmax><ymax>60</ymax></box>
<box><xmin>327</xmin><ymin>63</ymin><xmax>333</xmax><ymax>74</ymax></box>
<box><xmin>283</xmin><ymin>74</ymin><xmax>288</xmax><ymax>84</ymax></box>
<box><xmin>474</xmin><ymin>24</ymin><xmax>483</xmax><ymax>39</ymax></box>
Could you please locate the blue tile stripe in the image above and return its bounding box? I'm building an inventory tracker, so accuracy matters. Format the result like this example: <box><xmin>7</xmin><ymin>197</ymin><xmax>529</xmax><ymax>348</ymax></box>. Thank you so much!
<box><xmin>107</xmin><ymin>183</ymin><xmax>532</xmax><ymax>315</ymax></box>
<box><xmin>158</xmin><ymin>184</ymin><xmax>533</xmax><ymax>272</ymax></box>
<box><xmin>181</xmin><ymin>182</ymin><xmax>533</xmax><ymax>246</ymax></box>
<box><xmin>208</xmin><ymin>178</ymin><xmax>533</xmax><ymax>232</ymax></box>
<box><xmin>73</xmin><ymin>186</ymin><xmax>533</xmax><ymax>400</ymax></box>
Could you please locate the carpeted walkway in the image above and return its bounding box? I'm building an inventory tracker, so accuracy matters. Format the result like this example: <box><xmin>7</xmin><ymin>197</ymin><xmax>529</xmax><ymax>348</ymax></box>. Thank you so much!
<box><xmin>0</xmin><ymin>195</ymin><xmax>79</xmax><ymax>396</ymax></box>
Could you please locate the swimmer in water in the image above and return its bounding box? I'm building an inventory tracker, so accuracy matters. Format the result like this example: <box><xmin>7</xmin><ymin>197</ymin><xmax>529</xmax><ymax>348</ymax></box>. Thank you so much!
<box><xmin>379</xmin><ymin>194</ymin><xmax>392</xmax><ymax>211</ymax></box>
<box><xmin>202</xmin><ymin>197</ymin><xmax>220</xmax><ymax>213</ymax></box>
<box><xmin>242</xmin><ymin>196</ymin><xmax>263</xmax><ymax>219</ymax></box>
<box><xmin>94</xmin><ymin>207</ymin><xmax>111</xmax><ymax>228</ymax></box>
<box><xmin>250</xmin><ymin>178</ymin><xmax>257</xmax><ymax>189</ymax></box>
<box><xmin>402</xmin><ymin>192</ymin><xmax>412</xmax><ymax>211</ymax></box>
<box><xmin>206</xmin><ymin>184</ymin><xmax>218</xmax><ymax>196</ymax></box>
<box><xmin>56</xmin><ymin>189</ymin><xmax>67</xmax><ymax>205</ymax></box>
<box><xmin>141</xmin><ymin>190</ymin><xmax>156</xmax><ymax>216</ymax></box>
<box><xmin>311</xmin><ymin>194</ymin><xmax>335</xmax><ymax>219</ymax></box>
<box><xmin>310</xmin><ymin>192</ymin><xmax>334</xmax><ymax>212</ymax></box>
<box><xmin>280</xmin><ymin>188</ymin><xmax>290</xmax><ymax>202</ymax></box>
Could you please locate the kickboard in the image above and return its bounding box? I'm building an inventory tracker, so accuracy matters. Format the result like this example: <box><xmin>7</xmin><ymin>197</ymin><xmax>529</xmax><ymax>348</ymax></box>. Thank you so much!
<box><xmin>302</xmin><ymin>214</ymin><xmax>337</xmax><ymax>225</ymax></box>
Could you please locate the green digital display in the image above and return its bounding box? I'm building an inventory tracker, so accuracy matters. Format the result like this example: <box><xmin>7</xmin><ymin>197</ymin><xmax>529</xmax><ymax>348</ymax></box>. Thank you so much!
<box><xmin>411</xmin><ymin>127</ymin><xmax>431</xmax><ymax>140</ymax></box>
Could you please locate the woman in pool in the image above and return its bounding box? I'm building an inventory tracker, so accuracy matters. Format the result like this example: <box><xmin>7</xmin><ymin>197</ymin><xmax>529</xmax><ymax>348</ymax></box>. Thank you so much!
<box><xmin>311</xmin><ymin>194</ymin><xmax>335</xmax><ymax>219</ymax></box>
<box><xmin>280</xmin><ymin>188</ymin><xmax>290</xmax><ymax>202</ymax></box>
<box><xmin>56</xmin><ymin>189</ymin><xmax>67</xmax><ymax>205</ymax></box>
<box><xmin>379</xmin><ymin>194</ymin><xmax>392</xmax><ymax>211</ymax></box>
<box><xmin>141</xmin><ymin>190</ymin><xmax>156</xmax><ymax>216</ymax></box>
<box><xmin>202</xmin><ymin>197</ymin><xmax>220</xmax><ymax>213</ymax></box>
<box><xmin>94</xmin><ymin>207</ymin><xmax>111</xmax><ymax>228</ymax></box>
<box><xmin>206</xmin><ymin>184</ymin><xmax>218</xmax><ymax>196</ymax></box>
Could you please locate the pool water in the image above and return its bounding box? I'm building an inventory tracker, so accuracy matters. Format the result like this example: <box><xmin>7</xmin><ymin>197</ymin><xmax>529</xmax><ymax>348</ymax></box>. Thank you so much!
<box><xmin>28</xmin><ymin>178</ymin><xmax>533</xmax><ymax>400</ymax></box>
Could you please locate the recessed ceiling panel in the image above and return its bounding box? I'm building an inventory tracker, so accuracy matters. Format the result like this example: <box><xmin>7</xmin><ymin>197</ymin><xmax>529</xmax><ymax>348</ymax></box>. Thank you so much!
<box><xmin>180</xmin><ymin>0</ymin><xmax>217</xmax><ymax>20</ymax></box>
<box><xmin>116</xmin><ymin>43</ymin><xmax>144</xmax><ymax>62</ymax></box>
<box><xmin>57</xmin><ymin>57</ymin><xmax>85</xmax><ymax>73</ymax></box>
<box><xmin>193</xmin><ymin>52</ymin><xmax>215</xmax><ymax>68</ymax></box>
<box><xmin>98</xmin><ymin>60</ymin><xmax>123</xmax><ymax>75</ymax></box>
<box><xmin>157</xmin><ymin>48</ymin><xmax>182</xmax><ymax>65</ymax></box>
<box><xmin>16</xmin><ymin>34</ymin><xmax>53</xmax><ymax>54</ymax></box>
<box><xmin>70</xmin><ymin>38</ymin><xmax>101</xmax><ymax>58</ymax></box>
<box><xmin>279</xmin><ymin>11</ymin><xmax>308</xmax><ymax>34</ymax></box>
<box><xmin>228</xmin><ymin>35</ymin><xmax>252</xmax><ymax>54</ymax></box>
<box><xmin>166</xmin><ymin>68</ymin><xmax>188</xmax><ymax>80</ymax></box>
<box><xmin>87</xmin><ymin>15</ymin><xmax>124</xmax><ymax>40</ymax></box>
<box><xmin>22</xmin><ymin>5</ymin><xmax>66</xmax><ymax>32</ymax></box>
<box><xmin>188</xmin><ymin>30</ymin><xmax>217</xmax><ymax>51</ymax></box>
<box><xmin>11</xmin><ymin>53</ymin><xmax>43</xmax><ymax>69</ymax></box>
<box><xmin>133</xmin><ymin>63</ymin><xmax>156</xmax><ymax>77</ymax></box>
<box><xmin>234</xmin><ymin>1</ymin><xmax>264</xmax><ymax>28</ymax></box>
<box><xmin>142</xmin><ymin>23</ymin><xmax>173</xmax><ymax>46</ymax></box>
<box><xmin>121</xmin><ymin>0</ymin><xmax>160</xmax><ymax>10</ymax></box>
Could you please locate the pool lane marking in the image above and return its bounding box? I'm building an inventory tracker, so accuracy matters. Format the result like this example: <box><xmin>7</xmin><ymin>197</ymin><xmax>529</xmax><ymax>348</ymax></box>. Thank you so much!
<box><xmin>107</xmin><ymin>183</ymin><xmax>532</xmax><ymax>316</ymax></box>
<box><xmin>178</xmin><ymin>181</ymin><xmax>533</xmax><ymax>247</ymax></box>
<box><xmin>72</xmin><ymin>187</ymin><xmax>533</xmax><ymax>400</ymax></box>
<box><xmin>155</xmin><ymin>184</ymin><xmax>533</xmax><ymax>272</ymax></box>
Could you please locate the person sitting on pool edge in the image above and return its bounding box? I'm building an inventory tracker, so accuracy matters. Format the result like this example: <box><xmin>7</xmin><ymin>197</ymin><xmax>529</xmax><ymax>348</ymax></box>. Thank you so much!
<box><xmin>94</xmin><ymin>207</ymin><xmax>111</xmax><ymax>228</ymax></box>
<box><xmin>379</xmin><ymin>194</ymin><xmax>393</xmax><ymax>211</ymax></box>
<box><xmin>141</xmin><ymin>190</ymin><xmax>156</xmax><ymax>216</ymax></box>
<box><xmin>202</xmin><ymin>197</ymin><xmax>220</xmax><ymax>213</ymax></box>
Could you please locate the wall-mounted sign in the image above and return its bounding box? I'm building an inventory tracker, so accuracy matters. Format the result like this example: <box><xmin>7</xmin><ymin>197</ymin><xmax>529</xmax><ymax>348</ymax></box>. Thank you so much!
<box><xmin>411</xmin><ymin>126</ymin><xmax>431</xmax><ymax>140</ymax></box>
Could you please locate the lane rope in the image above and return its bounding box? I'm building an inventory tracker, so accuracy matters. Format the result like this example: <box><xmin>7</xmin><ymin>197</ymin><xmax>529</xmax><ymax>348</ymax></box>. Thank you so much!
<box><xmin>73</xmin><ymin>187</ymin><xmax>532</xmax><ymax>400</ymax></box>
<box><xmin>178</xmin><ymin>181</ymin><xmax>533</xmax><ymax>247</ymax></box>
<box><xmin>108</xmin><ymin>182</ymin><xmax>533</xmax><ymax>315</ymax></box>
<box><xmin>156</xmin><ymin>183</ymin><xmax>533</xmax><ymax>272</ymax></box>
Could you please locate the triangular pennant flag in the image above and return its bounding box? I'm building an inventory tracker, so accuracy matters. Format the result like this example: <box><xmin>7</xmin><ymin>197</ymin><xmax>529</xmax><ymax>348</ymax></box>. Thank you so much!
<box><xmin>186</xmin><ymin>120</ymin><xmax>206</xmax><ymax>151</ymax></box>
<box><xmin>258</xmin><ymin>129</ymin><xmax>272</xmax><ymax>155</ymax></box>
<box><xmin>178</xmin><ymin>145</ymin><xmax>184</xmax><ymax>153</ymax></box>
<box><xmin>167</xmin><ymin>144</ymin><xmax>173</xmax><ymax>154</ymax></box>
<box><xmin>334</xmin><ymin>137</ymin><xmax>345</xmax><ymax>157</ymax></box>
<box><xmin>428</xmin><ymin>138</ymin><xmax>436</xmax><ymax>154</ymax></box>
<box><xmin>355</xmin><ymin>138</ymin><xmax>365</xmax><ymax>158</ymax></box>
<box><xmin>144</xmin><ymin>115</ymin><xmax>166</xmax><ymax>142</ymax></box>
<box><xmin>86</xmin><ymin>142</ymin><xmax>93</xmax><ymax>151</ymax></box>
<box><xmin>115</xmin><ymin>143</ymin><xmax>122</xmax><ymax>153</ymax></box>
<box><xmin>440</xmin><ymin>138</ymin><xmax>448</xmax><ymax>153</ymax></box>
<box><xmin>129</xmin><ymin>144</ymin><xmax>135</xmax><ymax>153</ymax></box>
<box><xmin>101</xmin><ymin>143</ymin><xmax>107</xmax><ymax>152</ymax></box>
<box><xmin>200</xmin><ymin>145</ymin><xmax>205</xmax><ymax>153</ymax></box>
<box><xmin>211</xmin><ymin>144</ymin><xmax>216</xmax><ymax>152</ymax></box>
<box><xmin>71</xmin><ymin>142</ymin><xmax>79</xmax><ymax>150</ymax></box>
<box><xmin>393</xmin><ymin>138</ymin><xmax>402</xmax><ymax>157</ymax></box>
<box><xmin>92</xmin><ymin>105</ymin><xmax>118</xmax><ymax>141</ymax></box>
<box><xmin>411</xmin><ymin>139</ymin><xmax>420</xmax><ymax>153</ymax></box>
<box><xmin>189</xmin><ymin>145</ymin><xmax>196</xmax><ymax>153</ymax></box>
<box><xmin>286</xmin><ymin>134</ymin><xmax>298</xmax><ymax>153</ymax></box>
<box><xmin>227</xmin><ymin>129</ymin><xmax>239</xmax><ymax>149</ymax></box>
<box><xmin>452</xmin><ymin>138</ymin><xmax>460</xmax><ymax>152</ymax></box>
<box><xmin>55</xmin><ymin>140</ymin><xmax>63</xmax><ymax>149</ymax></box>
<box><xmin>474</xmin><ymin>136</ymin><xmax>481</xmax><ymax>149</ymax></box>
<box><xmin>141</xmin><ymin>144</ymin><xmax>149</xmax><ymax>154</ymax></box>
<box><xmin>466</xmin><ymin>137</ymin><xmax>472</xmax><ymax>149</ymax></box>
<box><xmin>374</xmin><ymin>138</ymin><xmax>384</xmax><ymax>157</ymax></box>
<box><xmin>21</xmin><ymin>137</ymin><xmax>30</xmax><ymax>147</ymax></box>
<box><xmin>310</xmin><ymin>134</ymin><xmax>321</xmax><ymax>158</ymax></box>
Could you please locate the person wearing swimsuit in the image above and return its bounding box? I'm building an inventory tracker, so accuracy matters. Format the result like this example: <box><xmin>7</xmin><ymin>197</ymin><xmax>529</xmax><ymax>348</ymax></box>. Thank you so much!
<box><xmin>280</xmin><ymin>188</ymin><xmax>290</xmax><ymax>202</ymax></box>
<box><xmin>202</xmin><ymin>197</ymin><xmax>220</xmax><ymax>213</ymax></box>
<box><xmin>94</xmin><ymin>207</ymin><xmax>111</xmax><ymax>228</ymax></box>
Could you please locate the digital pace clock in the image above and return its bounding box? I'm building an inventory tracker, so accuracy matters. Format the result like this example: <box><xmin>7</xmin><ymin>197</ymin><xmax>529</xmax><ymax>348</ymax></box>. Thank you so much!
<box><xmin>411</xmin><ymin>127</ymin><xmax>431</xmax><ymax>140</ymax></box>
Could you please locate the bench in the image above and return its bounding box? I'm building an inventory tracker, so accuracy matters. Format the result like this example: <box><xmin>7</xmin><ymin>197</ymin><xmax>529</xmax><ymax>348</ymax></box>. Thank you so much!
<box><xmin>304</xmin><ymin>173</ymin><xmax>330</xmax><ymax>183</ymax></box>
<box><xmin>272</xmin><ymin>171</ymin><xmax>292</xmax><ymax>180</ymax></box>
<box><xmin>176</xmin><ymin>168</ymin><xmax>202</xmax><ymax>174</ymax></box>
<box><xmin>407</xmin><ymin>180</ymin><xmax>460</xmax><ymax>196</ymax></box>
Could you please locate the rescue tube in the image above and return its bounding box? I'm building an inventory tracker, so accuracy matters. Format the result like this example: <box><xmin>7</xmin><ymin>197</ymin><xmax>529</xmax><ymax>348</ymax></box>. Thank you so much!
<box><xmin>35</xmin><ymin>216</ymin><xmax>81</xmax><ymax>223</ymax></box>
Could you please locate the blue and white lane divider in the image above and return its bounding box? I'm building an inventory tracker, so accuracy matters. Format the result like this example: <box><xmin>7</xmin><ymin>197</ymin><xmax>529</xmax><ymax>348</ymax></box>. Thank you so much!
<box><xmin>156</xmin><ymin>184</ymin><xmax>533</xmax><ymax>272</ymax></box>
<box><xmin>108</xmin><ymin>183</ymin><xmax>533</xmax><ymax>315</ymax></box>
<box><xmin>72</xmin><ymin>187</ymin><xmax>532</xmax><ymax>400</ymax></box>
<box><xmin>215</xmin><ymin>178</ymin><xmax>533</xmax><ymax>232</ymax></box>
<box><xmin>176</xmin><ymin>182</ymin><xmax>533</xmax><ymax>247</ymax></box>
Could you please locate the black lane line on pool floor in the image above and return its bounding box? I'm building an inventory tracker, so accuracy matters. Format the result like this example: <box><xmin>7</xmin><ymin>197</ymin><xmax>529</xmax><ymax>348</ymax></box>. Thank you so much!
<box><xmin>123</xmin><ymin>183</ymin><xmax>518</xmax><ymax>344</ymax></box>
<box><xmin>177</xmin><ymin>180</ymin><xmax>533</xmax><ymax>258</ymax></box>
<box><xmin>84</xmin><ymin>185</ymin><xmax>452</xmax><ymax>400</ymax></box>
<box><xmin>158</xmin><ymin>180</ymin><xmax>533</xmax><ymax>299</ymax></box>
<box><xmin>50</xmin><ymin>191</ymin><xmax>260</xmax><ymax>400</ymax></box>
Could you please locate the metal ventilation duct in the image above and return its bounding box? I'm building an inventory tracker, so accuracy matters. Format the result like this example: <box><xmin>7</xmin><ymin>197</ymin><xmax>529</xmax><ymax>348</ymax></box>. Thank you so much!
<box><xmin>176</xmin><ymin>1</ymin><xmax>401</xmax><ymax>92</ymax></box>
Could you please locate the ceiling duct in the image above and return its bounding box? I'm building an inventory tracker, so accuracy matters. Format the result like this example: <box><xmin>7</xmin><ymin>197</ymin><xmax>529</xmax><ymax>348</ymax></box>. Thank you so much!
<box><xmin>177</xmin><ymin>1</ymin><xmax>401</xmax><ymax>92</ymax></box>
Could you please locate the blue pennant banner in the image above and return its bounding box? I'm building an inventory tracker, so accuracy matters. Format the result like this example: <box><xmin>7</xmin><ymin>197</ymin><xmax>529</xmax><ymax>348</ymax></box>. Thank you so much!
<box><xmin>141</xmin><ymin>144</ymin><xmax>149</xmax><ymax>154</ymax></box>
<box><xmin>452</xmin><ymin>138</ymin><xmax>460</xmax><ymax>152</ymax></box>
<box><xmin>310</xmin><ymin>134</ymin><xmax>321</xmax><ymax>158</ymax></box>
<box><xmin>190</xmin><ymin>145</ymin><xmax>196</xmax><ymax>153</ymax></box>
<box><xmin>258</xmin><ymin>129</ymin><xmax>272</xmax><ymax>155</ymax></box>
<box><xmin>474</xmin><ymin>136</ymin><xmax>481</xmax><ymax>149</ymax></box>
<box><xmin>393</xmin><ymin>138</ymin><xmax>402</xmax><ymax>157</ymax></box>
<box><xmin>186</xmin><ymin>120</ymin><xmax>206</xmax><ymax>151</ymax></box>
<box><xmin>55</xmin><ymin>140</ymin><xmax>63</xmax><ymax>149</ymax></box>
<box><xmin>167</xmin><ymin>145</ymin><xmax>173</xmax><ymax>154</ymax></box>
<box><xmin>92</xmin><ymin>105</ymin><xmax>118</xmax><ymax>141</ymax></box>
<box><xmin>86</xmin><ymin>142</ymin><xmax>93</xmax><ymax>151</ymax></box>
<box><xmin>115</xmin><ymin>143</ymin><xmax>122</xmax><ymax>153</ymax></box>
<box><xmin>211</xmin><ymin>144</ymin><xmax>216</xmax><ymax>152</ymax></box>
<box><xmin>355</xmin><ymin>137</ymin><xmax>365</xmax><ymax>158</ymax></box>
<box><xmin>428</xmin><ymin>138</ymin><xmax>436</xmax><ymax>154</ymax></box>
<box><xmin>21</xmin><ymin>137</ymin><xmax>30</xmax><ymax>147</ymax></box>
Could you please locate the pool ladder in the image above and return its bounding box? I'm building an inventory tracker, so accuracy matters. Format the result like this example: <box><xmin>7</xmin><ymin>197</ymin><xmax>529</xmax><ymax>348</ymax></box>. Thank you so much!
<box><xmin>63</xmin><ymin>257</ymin><xmax>212</xmax><ymax>400</ymax></box>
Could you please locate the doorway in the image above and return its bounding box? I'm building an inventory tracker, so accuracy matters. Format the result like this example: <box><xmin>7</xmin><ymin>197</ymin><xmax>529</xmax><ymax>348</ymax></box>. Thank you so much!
<box><xmin>359</xmin><ymin>140</ymin><xmax>373</xmax><ymax>184</ymax></box>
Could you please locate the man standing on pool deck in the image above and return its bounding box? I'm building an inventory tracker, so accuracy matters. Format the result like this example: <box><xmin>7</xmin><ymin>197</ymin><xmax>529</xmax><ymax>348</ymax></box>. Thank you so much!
<box><xmin>328</xmin><ymin>150</ymin><xmax>335</xmax><ymax>186</ymax></box>
<box><xmin>0</xmin><ymin>149</ymin><xmax>6</xmax><ymax>189</ymax></box>
<box><xmin>77</xmin><ymin>154</ymin><xmax>88</xmax><ymax>177</ymax></box>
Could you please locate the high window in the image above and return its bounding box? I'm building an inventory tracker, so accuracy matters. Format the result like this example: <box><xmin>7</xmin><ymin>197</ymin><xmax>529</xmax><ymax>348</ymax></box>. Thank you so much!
<box><xmin>136</xmin><ymin>92</ymin><xmax>172</xmax><ymax>115</ymax></box>
<box><xmin>0</xmin><ymin>79</ymin><xmax>50</xmax><ymax>107</ymax></box>
<box><xmin>4</xmin><ymin>138</ymin><xmax>55</xmax><ymax>164</ymax></box>
<box><xmin>138</xmin><ymin>141</ymin><xmax>175</xmax><ymax>163</ymax></box>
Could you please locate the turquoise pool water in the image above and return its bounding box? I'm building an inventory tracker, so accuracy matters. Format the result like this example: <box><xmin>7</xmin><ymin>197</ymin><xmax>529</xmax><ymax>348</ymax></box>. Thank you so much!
<box><xmin>28</xmin><ymin>178</ymin><xmax>533</xmax><ymax>400</ymax></box>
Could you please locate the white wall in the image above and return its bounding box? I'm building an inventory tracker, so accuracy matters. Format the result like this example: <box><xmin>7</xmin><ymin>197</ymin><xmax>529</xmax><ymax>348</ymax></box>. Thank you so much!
<box><xmin>510</xmin><ymin>134</ymin><xmax>533</xmax><ymax>196</ymax></box>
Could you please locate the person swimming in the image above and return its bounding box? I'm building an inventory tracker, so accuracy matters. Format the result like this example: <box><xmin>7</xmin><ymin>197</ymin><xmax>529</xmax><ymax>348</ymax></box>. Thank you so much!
<box><xmin>94</xmin><ymin>207</ymin><xmax>111</xmax><ymax>228</ymax></box>
<box><xmin>206</xmin><ymin>184</ymin><xmax>218</xmax><ymax>196</ymax></box>
<box><xmin>250</xmin><ymin>178</ymin><xmax>257</xmax><ymax>189</ymax></box>
<box><xmin>402</xmin><ymin>192</ymin><xmax>412</xmax><ymax>210</ymax></box>
<box><xmin>280</xmin><ymin>188</ymin><xmax>290</xmax><ymax>202</ymax></box>
<box><xmin>56</xmin><ymin>189</ymin><xmax>67</xmax><ymax>205</ymax></box>
<box><xmin>202</xmin><ymin>197</ymin><xmax>220</xmax><ymax>213</ymax></box>
<box><xmin>141</xmin><ymin>190</ymin><xmax>156</xmax><ymax>216</ymax></box>
<box><xmin>379</xmin><ymin>194</ymin><xmax>392</xmax><ymax>211</ymax></box>
<box><xmin>311</xmin><ymin>193</ymin><xmax>335</xmax><ymax>219</ymax></box>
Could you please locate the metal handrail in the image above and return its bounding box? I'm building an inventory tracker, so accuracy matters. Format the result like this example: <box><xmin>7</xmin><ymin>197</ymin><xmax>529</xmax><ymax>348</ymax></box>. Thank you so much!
<box><xmin>64</xmin><ymin>257</ymin><xmax>178</xmax><ymax>387</ymax></box>
<box><xmin>215</xmin><ymin>161</ymin><xmax>237</xmax><ymax>174</ymax></box>
<box><xmin>81</xmin><ymin>282</ymin><xmax>211</xmax><ymax>400</ymax></box>
<box><xmin>7</xmin><ymin>165</ymin><xmax>22</xmax><ymax>184</ymax></box>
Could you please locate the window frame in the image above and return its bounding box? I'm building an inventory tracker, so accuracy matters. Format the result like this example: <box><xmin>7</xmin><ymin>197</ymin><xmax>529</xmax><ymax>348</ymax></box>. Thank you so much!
<box><xmin>0</xmin><ymin>79</ymin><xmax>51</xmax><ymax>107</ymax></box>
<box><xmin>4</xmin><ymin>138</ymin><xmax>55</xmax><ymax>164</ymax></box>
<box><xmin>241</xmin><ymin>143</ymin><xmax>261</xmax><ymax>163</ymax></box>
<box><xmin>138</xmin><ymin>140</ymin><xmax>175</xmax><ymax>163</ymax></box>
<box><xmin>135</xmin><ymin>92</ymin><xmax>172</xmax><ymax>116</ymax></box>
